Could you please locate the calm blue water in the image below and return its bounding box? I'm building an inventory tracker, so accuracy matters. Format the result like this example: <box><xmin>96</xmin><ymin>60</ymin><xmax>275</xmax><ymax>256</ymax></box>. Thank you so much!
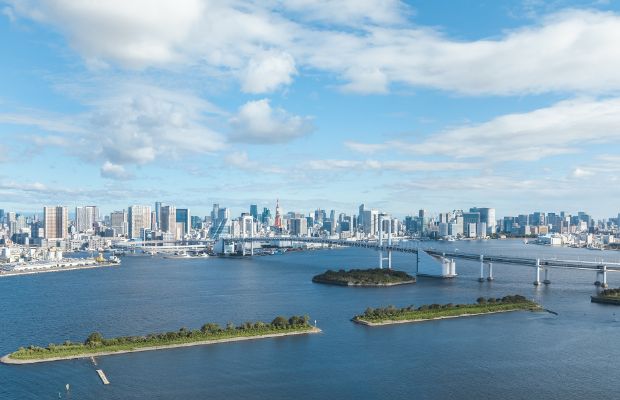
<box><xmin>1</xmin><ymin>240</ymin><xmax>619</xmax><ymax>399</ymax></box>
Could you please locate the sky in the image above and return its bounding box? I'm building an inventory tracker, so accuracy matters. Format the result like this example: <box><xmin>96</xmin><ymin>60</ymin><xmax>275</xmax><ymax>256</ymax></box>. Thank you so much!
<box><xmin>1</xmin><ymin>0</ymin><xmax>620</xmax><ymax>219</ymax></box>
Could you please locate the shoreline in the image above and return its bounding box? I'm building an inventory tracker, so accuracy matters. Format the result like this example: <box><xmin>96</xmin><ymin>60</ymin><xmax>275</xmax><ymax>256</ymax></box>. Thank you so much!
<box><xmin>0</xmin><ymin>263</ymin><xmax>118</xmax><ymax>278</ymax></box>
<box><xmin>1</xmin><ymin>327</ymin><xmax>322</xmax><ymax>364</ymax></box>
<box><xmin>353</xmin><ymin>308</ymin><xmax>538</xmax><ymax>326</ymax></box>
<box><xmin>313</xmin><ymin>278</ymin><xmax>416</xmax><ymax>287</ymax></box>
<box><xmin>591</xmin><ymin>296</ymin><xmax>620</xmax><ymax>305</ymax></box>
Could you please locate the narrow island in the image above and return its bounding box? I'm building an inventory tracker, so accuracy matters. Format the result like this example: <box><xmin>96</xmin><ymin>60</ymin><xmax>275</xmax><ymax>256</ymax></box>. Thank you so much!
<box><xmin>591</xmin><ymin>288</ymin><xmax>620</xmax><ymax>305</ymax></box>
<box><xmin>312</xmin><ymin>268</ymin><xmax>416</xmax><ymax>286</ymax></box>
<box><xmin>352</xmin><ymin>295</ymin><xmax>541</xmax><ymax>326</ymax></box>
<box><xmin>1</xmin><ymin>315</ymin><xmax>320</xmax><ymax>364</ymax></box>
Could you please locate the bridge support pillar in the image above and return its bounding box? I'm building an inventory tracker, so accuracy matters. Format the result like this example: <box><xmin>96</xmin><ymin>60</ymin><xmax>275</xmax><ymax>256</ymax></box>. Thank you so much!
<box><xmin>596</xmin><ymin>266</ymin><xmax>609</xmax><ymax>288</ymax></box>
<box><xmin>533</xmin><ymin>259</ymin><xmax>541</xmax><ymax>286</ymax></box>
<box><xmin>543</xmin><ymin>268</ymin><xmax>551</xmax><ymax>285</ymax></box>
<box><xmin>478</xmin><ymin>255</ymin><xmax>485</xmax><ymax>282</ymax></box>
<box><xmin>486</xmin><ymin>262</ymin><xmax>494</xmax><ymax>281</ymax></box>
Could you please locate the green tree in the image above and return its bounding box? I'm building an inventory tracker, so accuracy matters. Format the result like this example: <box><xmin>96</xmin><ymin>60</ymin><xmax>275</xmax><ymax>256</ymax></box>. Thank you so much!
<box><xmin>85</xmin><ymin>332</ymin><xmax>103</xmax><ymax>346</ymax></box>
<box><xmin>271</xmin><ymin>316</ymin><xmax>288</xmax><ymax>328</ymax></box>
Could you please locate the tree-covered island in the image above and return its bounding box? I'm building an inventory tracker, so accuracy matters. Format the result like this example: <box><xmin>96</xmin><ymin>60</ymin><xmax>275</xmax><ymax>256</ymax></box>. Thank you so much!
<box><xmin>353</xmin><ymin>295</ymin><xmax>541</xmax><ymax>326</ymax></box>
<box><xmin>2</xmin><ymin>315</ymin><xmax>319</xmax><ymax>364</ymax></box>
<box><xmin>591</xmin><ymin>288</ymin><xmax>620</xmax><ymax>305</ymax></box>
<box><xmin>312</xmin><ymin>268</ymin><xmax>416</xmax><ymax>286</ymax></box>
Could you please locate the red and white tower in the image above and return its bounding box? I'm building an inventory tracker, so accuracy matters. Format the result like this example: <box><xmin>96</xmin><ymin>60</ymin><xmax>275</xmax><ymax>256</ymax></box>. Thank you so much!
<box><xmin>274</xmin><ymin>199</ymin><xmax>282</xmax><ymax>229</ymax></box>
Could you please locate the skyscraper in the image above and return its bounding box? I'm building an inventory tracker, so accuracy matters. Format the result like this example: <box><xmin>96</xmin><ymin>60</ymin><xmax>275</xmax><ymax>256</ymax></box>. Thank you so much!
<box><xmin>470</xmin><ymin>207</ymin><xmax>496</xmax><ymax>235</ymax></box>
<box><xmin>128</xmin><ymin>205</ymin><xmax>151</xmax><ymax>239</ymax></box>
<box><xmin>160</xmin><ymin>205</ymin><xmax>176</xmax><ymax>233</ymax></box>
<box><xmin>110</xmin><ymin>210</ymin><xmax>128</xmax><ymax>236</ymax></box>
<box><xmin>75</xmin><ymin>205</ymin><xmax>99</xmax><ymax>233</ymax></box>
<box><xmin>176</xmin><ymin>208</ymin><xmax>190</xmax><ymax>236</ymax></box>
<box><xmin>43</xmin><ymin>206</ymin><xmax>69</xmax><ymax>239</ymax></box>
<box><xmin>250</xmin><ymin>204</ymin><xmax>258</xmax><ymax>220</ymax></box>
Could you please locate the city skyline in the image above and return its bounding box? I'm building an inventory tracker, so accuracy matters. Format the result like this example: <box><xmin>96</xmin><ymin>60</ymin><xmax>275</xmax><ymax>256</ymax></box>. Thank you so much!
<box><xmin>3</xmin><ymin>1</ymin><xmax>620</xmax><ymax>216</ymax></box>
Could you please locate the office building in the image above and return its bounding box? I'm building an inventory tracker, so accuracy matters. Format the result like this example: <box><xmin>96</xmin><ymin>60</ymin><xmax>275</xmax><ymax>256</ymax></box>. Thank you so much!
<box><xmin>43</xmin><ymin>206</ymin><xmax>69</xmax><ymax>239</ymax></box>
<box><xmin>128</xmin><ymin>205</ymin><xmax>151</xmax><ymax>239</ymax></box>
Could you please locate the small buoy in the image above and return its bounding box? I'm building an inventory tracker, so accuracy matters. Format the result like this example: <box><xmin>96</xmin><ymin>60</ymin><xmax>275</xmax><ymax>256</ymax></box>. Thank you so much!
<box><xmin>66</xmin><ymin>383</ymin><xmax>70</xmax><ymax>391</ymax></box>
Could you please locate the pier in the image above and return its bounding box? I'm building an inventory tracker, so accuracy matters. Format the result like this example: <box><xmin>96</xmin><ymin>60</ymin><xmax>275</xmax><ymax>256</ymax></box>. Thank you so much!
<box><xmin>96</xmin><ymin>369</ymin><xmax>110</xmax><ymax>385</ymax></box>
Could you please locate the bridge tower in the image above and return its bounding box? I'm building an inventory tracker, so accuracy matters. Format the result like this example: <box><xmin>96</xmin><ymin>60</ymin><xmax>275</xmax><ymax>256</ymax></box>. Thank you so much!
<box><xmin>378</xmin><ymin>214</ymin><xmax>392</xmax><ymax>269</ymax></box>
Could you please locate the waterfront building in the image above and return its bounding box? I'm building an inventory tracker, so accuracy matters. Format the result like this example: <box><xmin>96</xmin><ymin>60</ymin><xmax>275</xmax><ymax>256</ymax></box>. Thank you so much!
<box><xmin>110</xmin><ymin>210</ymin><xmax>128</xmax><ymax>236</ymax></box>
<box><xmin>462</xmin><ymin>212</ymin><xmax>481</xmax><ymax>237</ymax></box>
<box><xmin>128</xmin><ymin>205</ymin><xmax>151</xmax><ymax>240</ymax></box>
<box><xmin>176</xmin><ymin>208</ymin><xmax>190</xmax><ymax>237</ymax></box>
<box><xmin>155</xmin><ymin>201</ymin><xmax>163</xmax><ymax>227</ymax></box>
<box><xmin>43</xmin><ymin>206</ymin><xmax>68</xmax><ymax>239</ymax></box>
<box><xmin>289</xmin><ymin>217</ymin><xmax>307</xmax><ymax>236</ymax></box>
<box><xmin>75</xmin><ymin>206</ymin><xmax>99</xmax><ymax>233</ymax></box>
<box><xmin>358</xmin><ymin>204</ymin><xmax>378</xmax><ymax>236</ymax></box>
<box><xmin>160</xmin><ymin>205</ymin><xmax>176</xmax><ymax>233</ymax></box>
<box><xmin>470</xmin><ymin>207</ymin><xmax>496</xmax><ymax>235</ymax></box>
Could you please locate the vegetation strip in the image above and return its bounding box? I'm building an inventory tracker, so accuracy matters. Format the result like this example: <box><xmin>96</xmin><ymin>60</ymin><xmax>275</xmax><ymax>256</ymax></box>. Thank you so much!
<box><xmin>352</xmin><ymin>295</ymin><xmax>541</xmax><ymax>326</ymax></box>
<box><xmin>312</xmin><ymin>268</ymin><xmax>416</xmax><ymax>286</ymax></box>
<box><xmin>2</xmin><ymin>315</ymin><xmax>319</xmax><ymax>364</ymax></box>
<box><xmin>591</xmin><ymin>288</ymin><xmax>620</xmax><ymax>305</ymax></box>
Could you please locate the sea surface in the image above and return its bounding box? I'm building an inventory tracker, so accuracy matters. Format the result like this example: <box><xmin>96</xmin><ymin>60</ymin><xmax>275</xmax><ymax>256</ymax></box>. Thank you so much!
<box><xmin>1</xmin><ymin>240</ymin><xmax>619</xmax><ymax>399</ymax></box>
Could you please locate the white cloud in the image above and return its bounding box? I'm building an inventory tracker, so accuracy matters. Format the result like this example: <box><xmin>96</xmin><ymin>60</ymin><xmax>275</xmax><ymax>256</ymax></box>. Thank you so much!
<box><xmin>223</xmin><ymin>151</ymin><xmax>284</xmax><ymax>173</ymax></box>
<box><xmin>7</xmin><ymin>0</ymin><xmax>204</xmax><ymax>68</ymax></box>
<box><xmin>100</xmin><ymin>161</ymin><xmax>132</xmax><ymax>180</ymax></box>
<box><xmin>9</xmin><ymin>3</ymin><xmax>620</xmax><ymax>95</ymax></box>
<box><xmin>241</xmin><ymin>51</ymin><xmax>297</xmax><ymax>93</ymax></box>
<box><xmin>571</xmin><ymin>167</ymin><xmax>594</xmax><ymax>179</ymax></box>
<box><xmin>304</xmin><ymin>159</ymin><xmax>476</xmax><ymax>172</ymax></box>
<box><xmin>229</xmin><ymin>99</ymin><xmax>313</xmax><ymax>144</ymax></box>
<box><xmin>280</xmin><ymin>0</ymin><xmax>410</xmax><ymax>26</ymax></box>
<box><xmin>1</xmin><ymin>84</ymin><xmax>227</xmax><ymax>171</ymax></box>
<box><xmin>347</xmin><ymin>97</ymin><xmax>620</xmax><ymax>162</ymax></box>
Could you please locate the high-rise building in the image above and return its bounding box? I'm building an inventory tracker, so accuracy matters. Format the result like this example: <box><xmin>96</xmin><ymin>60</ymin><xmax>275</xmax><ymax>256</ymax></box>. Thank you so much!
<box><xmin>110</xmin><ymin>210</ymin><xmax>128</xmax><ymax>236</ymax></box>
<box><xmin>75</xmin><ymin>205</ymin><xmax>99</xmax><ymax>233</ymax></box>
<box><xmin>250</xmin><ymin>204</ymin><xmax>258</xmax><ymax>220</ymax></box>
<box><xmin>0</xmin><ymin>209</ymin><xmax>4</xmax><ymax>225</ymax></box>
<box><xmin>358</xmin><ymin>204</ymin><xmax>378</xmax><ymax>236</ymax></box>
<box><xmin>176</xmin><ymin>208</ymin><xmax>190</xmax><ymax>236</ymax></box>
<box><xmin>160</xmin><ymin>205</ymin><xmax>176</xmax><ymax>233</ymax></box>
<box><xmin>43</xmin><ymin>206</ymin><xmax>69</xmax><ymax>239</ymax></box>
<box><xmin>470</xmin><ymin>207</ymin><xmax>495</xmax><ymax>235</ymax></box>
<box><xmin>462</xmin><ymin>212</ymin><xmax>481</xmax><ymax>237</ymax></box>
<box><xmin>128</xmin><ymin>205</ymin><xmax>151</xmax><ymax>239</ymax></box>
<box><xmin>155</xmin><ymin>201</ymin><xmax>163</xmax><ymax>227</ymax></box>
<box><xmin>289</xmin><ymin>217</ymin><xmax>307</xmax><ymax>236</ymax></box>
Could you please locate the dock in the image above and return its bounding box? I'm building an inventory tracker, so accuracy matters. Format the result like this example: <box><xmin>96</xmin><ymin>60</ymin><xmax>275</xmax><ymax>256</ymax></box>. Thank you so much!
<box><xmin>96</xmin><ymin>369</ymin><xmax>110</xmax><ymax>385</ymax></box>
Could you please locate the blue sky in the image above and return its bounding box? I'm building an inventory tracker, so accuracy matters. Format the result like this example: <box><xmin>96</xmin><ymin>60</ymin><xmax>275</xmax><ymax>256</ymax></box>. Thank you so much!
<box><xmin>1</xmin><ymin>0</ymin><xmax>620</xmax><ymax>219</ymax></box>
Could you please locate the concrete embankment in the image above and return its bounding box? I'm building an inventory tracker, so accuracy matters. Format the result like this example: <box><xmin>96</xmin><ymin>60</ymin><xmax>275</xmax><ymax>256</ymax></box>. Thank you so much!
<box><xmin>1</xmin><ymin>327</ymin><xmax>322</xmax><ymax>365</ymax></box>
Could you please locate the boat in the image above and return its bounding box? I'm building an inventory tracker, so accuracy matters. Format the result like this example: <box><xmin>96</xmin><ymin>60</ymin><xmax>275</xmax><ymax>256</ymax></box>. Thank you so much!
<box><xmin>108</xmin><ymin>255</ymin><xmax>121</xmax><ymax>264</ymax></box>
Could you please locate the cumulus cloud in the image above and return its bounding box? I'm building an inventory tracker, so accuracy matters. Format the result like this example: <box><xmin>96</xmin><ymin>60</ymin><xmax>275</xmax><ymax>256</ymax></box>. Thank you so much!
<box><xmin>346</xmin><ymin>97</ymin><xmax>620</xmax><ymax>162</ymax></box>
<box><xmin>1</xmin><ymin>84</ymin><xmax>227</xmax><ymax>173</ymax></box>
<box><xmin>100</xmin><ymin>161</ymin><xmax>132</xmax><ymax>180</ymax></box>
<box><xmin>241</xmin><ymin>51</ymin><xmax>297</xmax><ymax>93</ymax></box>
<box><xmin>8</xmin><ymin>3</ymin><xmax>620</xmax><ymax>95</ymax></box>
<box><xmin>223</xmin><ymin>151</ymin><xmax>284</xmax><ymax>173</ymax></box>
<box><xmin>229</xmin><ymin>99</ymin><xmax>313</xmax><ymax>144</ymax></box>
<box><xmin>7</xmin><ymin>0</ymin><xmax>204</xmax><ymax>68</ymax></box>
